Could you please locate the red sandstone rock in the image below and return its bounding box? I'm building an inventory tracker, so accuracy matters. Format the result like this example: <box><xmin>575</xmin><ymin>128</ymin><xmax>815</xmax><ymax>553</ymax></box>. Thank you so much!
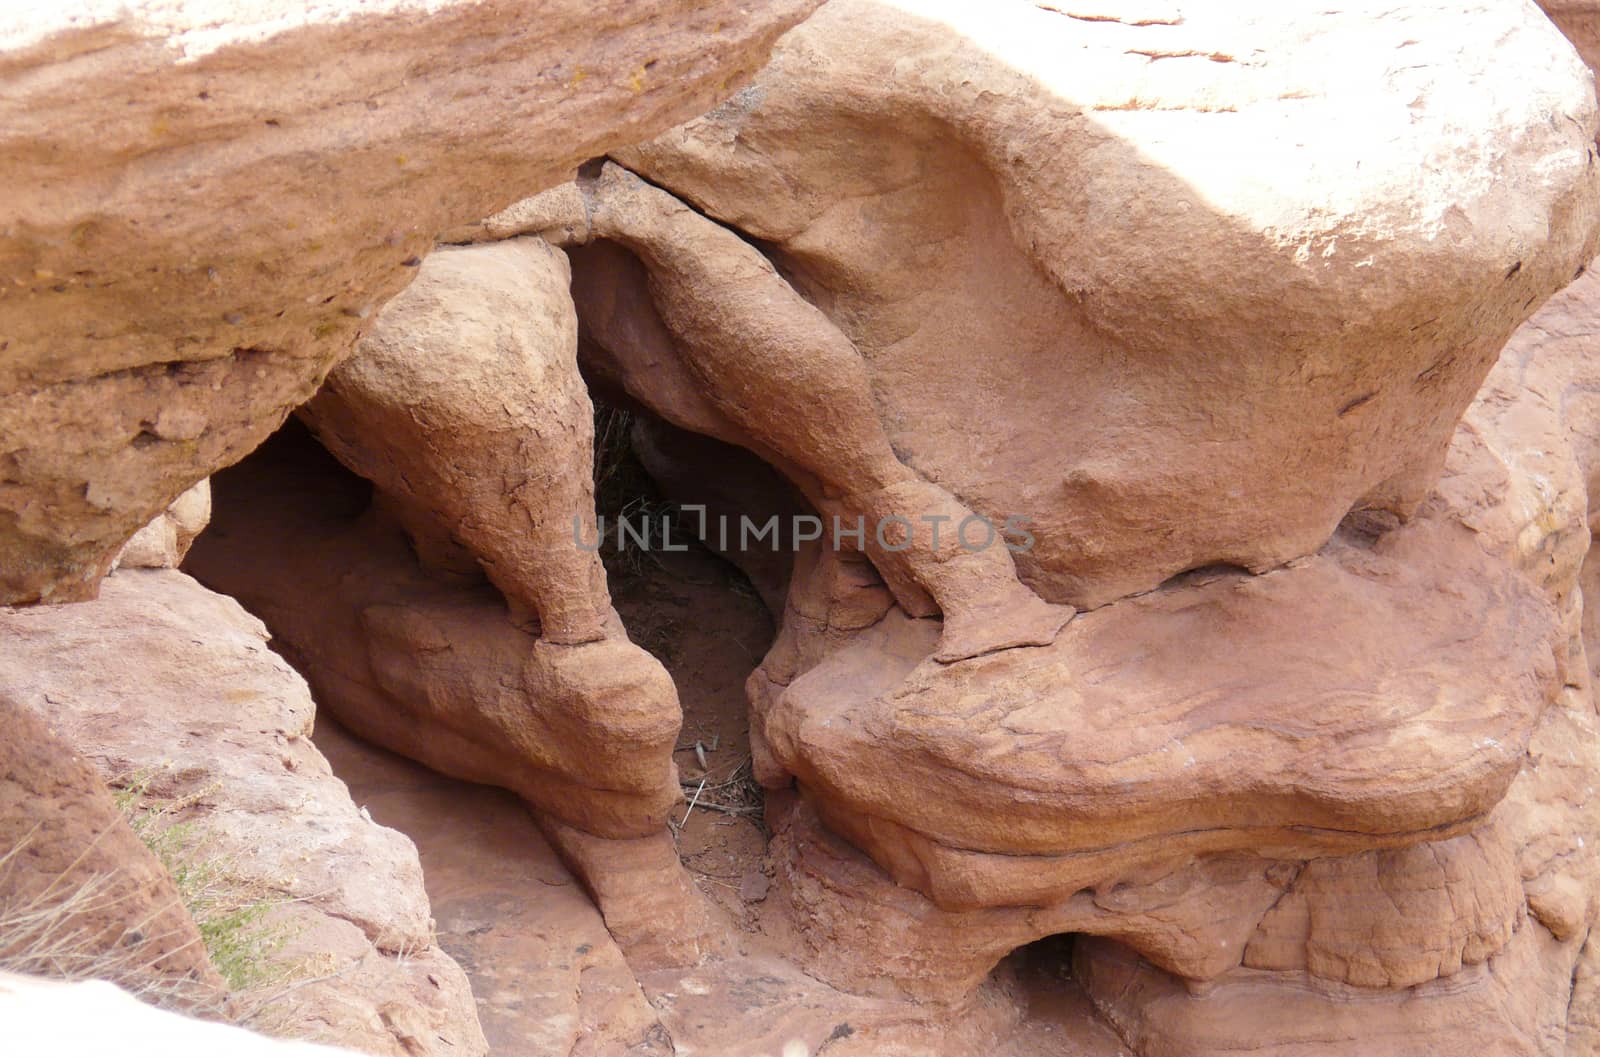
<box><xmin>302</xmin><ymin>239</ymin><xmax>615</xmax><ymax>647</ymax></box>
<box><xmin>0</xmin><ymin>699</ymin><xmax>222</xmax><ymax>1002</ymax></box>
<box><xmin>0</xmin><ymin>0</ymin><xmax>819</xmax><ymax>606</ymax></box>
<box><xmin>0</xmin><ymin>569</ymin><xmax>486</xmax><ymax>1055</ymax></box>
<box><xmin>186</xmin><ymin>423</ymin><xmax>681</xmax><ymax>841</ymax></box>
<box><xmin>7</xmin><ymin>2</ymin><xmax>1600</xmax><ymax>1054</ymax></box>
<box><xmin>604</xmin><ymin>0</ymin><xmax>1600</xmax><ymax>609</ymax></box>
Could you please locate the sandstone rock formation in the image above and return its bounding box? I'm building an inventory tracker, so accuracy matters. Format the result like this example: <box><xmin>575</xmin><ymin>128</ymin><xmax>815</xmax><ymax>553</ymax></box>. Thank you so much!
<box><xmin>114</xmin><ymin>481</ymin><xmax>211</xmax><ymax>572</ymax></box>
<box><xmin>8</xmin><ymin>0</ymin><xmax>1600</xmax><ymax>1055</ymax></box>
<box><xmin>187</xmin><ymin>419</ymin><xmax>738</xmax><ymax>975</ymax></box>
<box><xmin>600</xmin><ymin>0</ymin><xmax>1600</xmax><ymax>610</ymax></box>
<box><xmin>571</xmin><ymin>0</ymin><xmax>1598</xmax><ymax>1049</ymax></box>
<box><xmin>0</xmin><ymin>698</ymin><xmax>222</xmax><ymax>1003</ymax></box>
<box><xmin>732</xmin><ymin>254</ymin><xmax>1600</xmax><ymax>1056</ymax></box>
<box><xmin>756</xmin><ymin>515</ymin><xmax>1557</xmax><ymax>910</ymax></box>
<box><xmin>0</xmin><ymin>568</ymin><xmax>485</xmax><ymax>1056</ymax></box>
<box><xmin>181</xmin><ymin>1</ymin><xmax>1600</xmax><ymax>1050</ymax></box>
<box><xmin>580</xmin><ymin>160</ymin><xmax>1077</xmax><ymax>664</ymax></box>
<box><xmin>0</xmin><ymin>0</ymin><xmax>818</xmax><ymax>606</ymax></box>
<box><xmin>188</xmin><ymin>418</ymin><xmax>682</xmax><ymax>844</ymax></box>
<box><xmin>1068</xmin><ymin>251</ymin><xmax>1600</xmax><ymax>1054</ymax></box>
<box><xmin>301</xmin><ymin>239</ymin><xmax>612</xmax><ymax>646</ymax></box>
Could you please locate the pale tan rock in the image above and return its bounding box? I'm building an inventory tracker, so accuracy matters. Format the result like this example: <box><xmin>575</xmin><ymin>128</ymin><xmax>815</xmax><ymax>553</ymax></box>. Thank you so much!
<box><xmin>0</xmin><ymin>569</ymin><xmax>487</xmax><ymax>1057</ymax></box>
<box><xmin>115</xmin><ymin>480</ymin><xmax>211</xmax><ymax>571</ymax></box>
<box><xmin>0</xmin><ymin>0</ymin><xmax>819</xmax><ymax>606</ymax></box>
<box><xmin>602</xmin><ymin>0</ymin><xmax>1600</xmax><ymax>610</ymax></box>
<box><xmin>263</xmin><ymin>911</ymin><xmax>480</xmax><ymax>1057</ymax></box>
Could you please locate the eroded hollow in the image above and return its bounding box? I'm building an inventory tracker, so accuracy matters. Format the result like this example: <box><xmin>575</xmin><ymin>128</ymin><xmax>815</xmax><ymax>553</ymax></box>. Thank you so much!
<box><xmin>586</xmin><ymin>400</ymin><xmax>786</xmax><ymax>923</ymax></box>
<box><xmin>183</xmin><ymin>408</ymin><xmax>799</xmax><ymax>1042</ymax></box>
<box><xmin>185</xmin><ymin>409</ymin><xmax>780</xmax><ymax>894</ymax></box>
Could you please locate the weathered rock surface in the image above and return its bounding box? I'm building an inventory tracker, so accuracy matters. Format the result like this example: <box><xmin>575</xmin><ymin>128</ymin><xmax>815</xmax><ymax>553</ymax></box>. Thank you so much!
<box><xmin>186</xmin><ymin>423</ymin><xmax>681</xmax><ymax>841</ymax></box>
<box><xmin>311</xmin><ymin>595</ymin><xmax>1133</xmax><ymax>1057</ymax></box>
<box><xmin>197</xmin><ymin>236</ymin><xmax>713</xmax><ymax>950</ymax></box>
<box><xmin>0</xmin><ymin>0</ymin><xmax>818</xmax><ymax>606</ymax></box>
<box><xmin>761</xmin><ymin>794</ymin><xmax>1293</xmax><ymax>1006</ymax></box>
<box><xmin>1239</xmin><ymin>821</ymin><xmax>1523</xmax><ymax>988</ymax></box>
<box><xmin>301</xmin><ymin>238</ymin><xmax>614</xmax><ymax>646</ymax></box>
<box><xmin>114</xmin><ymin>480</ymin><xmax>211</xmax><ymax>572</ymax></box>
<box><xmin>1542</xmin><ymin>0</ymin><xmax>1600</xmax><ymax>74</ymax></box>
<box><xmin>1076</xmin><ymin>921</ymin><xmax>1576</xmax><ymax>1057</ymax></box>
<box><xmin>309</xmin><ymin>721</ymin><xmax>672</xmax><ymax>1057</ymax></box>
<box><xmin>0</xmin><ymin>697</ymin><xmax>221</xmax><ymax>1001</ymax></box>
<box><xmin>1067</xmin><ymin>251</ymin><xmax>1600</xmax><ymax>1055</ymax></box>
<box><xmin>604</xmin><ymin>267</ymin><xmax>1593</xmax><ymax>1055</ymax></box>
<box><xmin>754</xmin><ymin>509</ymin><xmax>1558</xmax><ymax>909</ymax></box>
<box><xmin>542</xmin><ymin>3</ymin><xmax>1600</xmax><ymax>1049</ymax></box>
<box><xmin>597</xmin><ymin>0</ymin><xmax>1600</xmax><ymax>610</ymax></box>
<box><xmin>0</xmin><ymin>568</ymin><xmax>486</xmax><ymax>1056</ymax></box>
<box><xmin>579</xmin><ymin>159</ymin><xmax>1077</xmax><ymax>665</ymax></box>
<box><xmin>8</xmin><ymin>2</ymin><xmax>1597</xmax><ymax>1055</ymax></box>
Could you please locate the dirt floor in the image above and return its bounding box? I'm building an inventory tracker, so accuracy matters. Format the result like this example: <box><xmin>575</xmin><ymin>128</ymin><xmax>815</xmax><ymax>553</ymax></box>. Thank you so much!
<box><xmin>314</xmin><ymin>538</ymin><xmax>1128</xmax><ymax>1056</ymax></box>
<box><xmin>608</xmin><ymin>543</ymin><xmax>773</xmax><ymax>931</ymax></box>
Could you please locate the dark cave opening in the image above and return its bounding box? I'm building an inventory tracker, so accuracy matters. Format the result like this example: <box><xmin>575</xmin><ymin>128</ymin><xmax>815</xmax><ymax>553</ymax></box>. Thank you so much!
<box><xmin>185</xmin><ymin>406</ymin><xmax>782</xmax><ymax>924</ymax></box>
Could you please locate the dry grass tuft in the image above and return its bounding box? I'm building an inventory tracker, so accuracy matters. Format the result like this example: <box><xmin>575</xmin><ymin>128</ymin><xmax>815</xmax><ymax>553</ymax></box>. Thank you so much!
<box><xmin>0</xmin><ymin>824</ymin><xmax>216</xmax><ymax>1012</ymax></box>
<box><xmin>0</xmin><ymin>768</ymin><xmax>332</xmax><ymax>1038</ymax></box>
<box><xmin>112</xmin><ymin>774</ymin><xmax>294</xmax><ymax>993</ymax></box>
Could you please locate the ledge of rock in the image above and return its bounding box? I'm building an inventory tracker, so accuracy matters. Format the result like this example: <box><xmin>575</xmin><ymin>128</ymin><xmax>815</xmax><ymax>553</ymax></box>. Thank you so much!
<box><xmin>0</xmin><ymin>0</ymin><xmax>818</xmax><ymax>606</ymax></box>
<box><xmin>756</xmin><ymin>511</ymin><xmax>1559</xmax><ymax>910</ymax></box>
<box><xmin>604</xmin><ymin>0</ymin><xmax>1600</xmax><ymax>609</ymax></box>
